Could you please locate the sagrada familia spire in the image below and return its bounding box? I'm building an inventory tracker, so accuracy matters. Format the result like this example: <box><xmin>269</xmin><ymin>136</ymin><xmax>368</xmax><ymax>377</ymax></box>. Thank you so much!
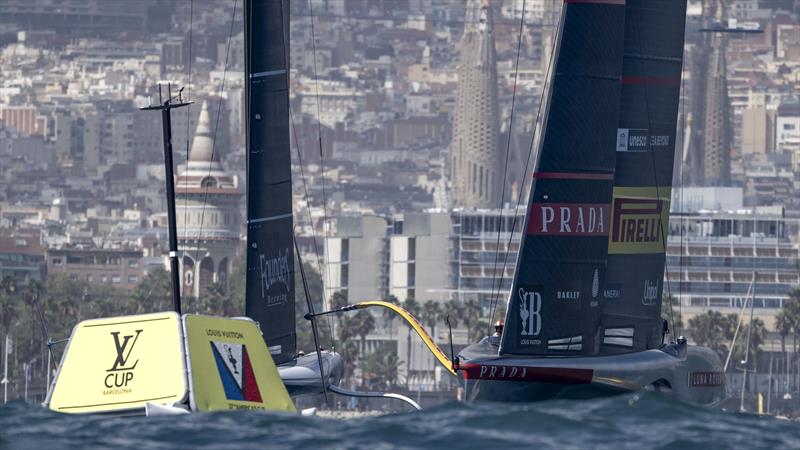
<box><xmin>450</xmin><ymin>0</ymin><xmax>501</xmax><ymax>208</ymax></box>
<box><xmin>700</xmin><ymin>0</ymin><xmax>731</xmax><ymax>186</ymax></box>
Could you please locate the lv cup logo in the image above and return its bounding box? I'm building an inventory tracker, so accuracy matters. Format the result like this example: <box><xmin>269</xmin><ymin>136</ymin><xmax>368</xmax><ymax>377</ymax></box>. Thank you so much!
<box><xmin>105</xmin><ymin>329</ymin><xmax>142</xmax><ymax>388</ymax></box>
<box><xmin>519</xmin><ymin>288</ymin><xmax>542</xmax><ymax>336</ymax></box>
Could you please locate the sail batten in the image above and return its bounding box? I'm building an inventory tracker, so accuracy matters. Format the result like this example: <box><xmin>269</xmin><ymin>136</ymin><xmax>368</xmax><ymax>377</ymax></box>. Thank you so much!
<box><xmin>244</xmin><ymin>0</ymin><xmax>296</xmax><ymax>365</ymax></box>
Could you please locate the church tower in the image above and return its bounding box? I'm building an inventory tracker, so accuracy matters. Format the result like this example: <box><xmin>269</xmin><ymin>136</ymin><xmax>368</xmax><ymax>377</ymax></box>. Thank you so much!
<box><xmin>175</xmin><ymin>101</ymin><xmax>242</xmax><ymax>299</ymax></box>
<box><xmin>450</xmin><ymin>0</ymin><xmax>501</xmax><ymax>208</ymax></box>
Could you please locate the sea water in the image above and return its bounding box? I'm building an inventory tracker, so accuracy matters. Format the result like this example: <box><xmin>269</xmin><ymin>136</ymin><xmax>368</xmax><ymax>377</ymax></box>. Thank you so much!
<box><xmin>1</xmin><ymin>393</ymin><xmax>798</xmax><ymax>449</ymax></box>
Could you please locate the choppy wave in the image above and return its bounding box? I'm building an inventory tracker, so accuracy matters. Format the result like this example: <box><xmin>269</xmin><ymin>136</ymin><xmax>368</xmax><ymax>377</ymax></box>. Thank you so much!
<box><xmin>1</xmin><ymin>393</ymin><xmax>798</xmax><ymax>450</ymax></box>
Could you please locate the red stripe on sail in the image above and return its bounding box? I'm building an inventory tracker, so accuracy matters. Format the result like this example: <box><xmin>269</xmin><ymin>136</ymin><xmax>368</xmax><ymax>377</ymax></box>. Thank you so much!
<box><xmin>564</xmin><ymin>0</ymin><xmax>625</xmax><ymax>4</ymax></box>
<box><xmin>533</xmin><ymin>172</ymin><xmax>614</xmax><ymax>180</ymax></box>
<box><xmin>621</xmin><ymin>76</ymin><xmax>680</xmax><ymax>86</ymax></box>
<box><xmin>460</xmin><ymin>363</ymin><xmax>593</xmax><ymax>384</ymax></box>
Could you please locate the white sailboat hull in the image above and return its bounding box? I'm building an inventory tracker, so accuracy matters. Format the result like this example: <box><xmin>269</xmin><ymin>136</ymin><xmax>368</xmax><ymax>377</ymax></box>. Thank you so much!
<box><xmin>278</xmin><ymin>351</ymin><xmax>343</xmax><ymax>397</ymax></box>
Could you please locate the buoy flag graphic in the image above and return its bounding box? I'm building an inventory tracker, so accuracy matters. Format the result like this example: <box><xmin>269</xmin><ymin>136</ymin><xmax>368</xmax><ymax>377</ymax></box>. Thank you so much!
<box><xmin>210</xmin><ymin>341</ymin><xmax>263</xmax><ymax>402</ymax></box>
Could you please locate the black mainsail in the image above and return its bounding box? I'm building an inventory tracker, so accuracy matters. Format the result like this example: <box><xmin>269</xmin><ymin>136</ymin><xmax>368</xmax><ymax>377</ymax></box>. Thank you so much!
<box><xmin>499</xmin><ymin>0</ymin><xmax>627</xmax><ymax>356</ymax></box>
<box><xmin>244</xmin><ymin>0</ymin><xmax>296</xmax><ymax>365</ymax></box>
<box><xmin>601</xmin><ymin>0</ymin><xmax>687</xmax><ymax>352</ymax></box>
<box><xmin>456</xmin><ymin>0</ymin><xmax>724</xmax><ymax>405</ymax></box>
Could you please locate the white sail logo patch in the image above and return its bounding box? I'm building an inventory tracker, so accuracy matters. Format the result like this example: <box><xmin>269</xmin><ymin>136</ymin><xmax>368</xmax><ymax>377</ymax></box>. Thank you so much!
<box><xmin>642</xmin><ymin>279</ymin><xmax>659</xmax><ymax>306</ymax></box>
<box><xmin>259</xmin><ymin>248</ymin><xmax>291</xmax><ymax>305</ymax></box>
<box><xmin>518</xmin><ymin>288</ymin><xmax>542</xmax><ymax>337</ymax></box>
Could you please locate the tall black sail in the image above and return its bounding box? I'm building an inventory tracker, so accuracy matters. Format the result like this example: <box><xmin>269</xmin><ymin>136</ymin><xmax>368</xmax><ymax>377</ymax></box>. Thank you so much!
<box><xmin>244</xmin><ymin>0</ymin><xmax>296</xmax><ymax>364</ymax></box>
<box><xmin>601</xmin><ymin>0</ymin><xmax>687</xmax><ymax>353</ymax></box>
<box><xmin>500</xmin><ymin>0</ymin><xmax>626</xmax><ymax>356</ymax></box>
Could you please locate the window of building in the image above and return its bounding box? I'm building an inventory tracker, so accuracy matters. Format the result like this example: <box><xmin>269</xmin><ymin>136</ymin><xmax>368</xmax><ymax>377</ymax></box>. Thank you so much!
<box><xmin>340</xmin><ymin>264</ymin><xmax>349</xmax><ymax>287</ymax></box>
<box><xmin>101</xmin><ymin>275</ymin><xmax>108</xmax><ymax>283</ymax></box>
<box><xmin>52</xmin><ymin>258</ymin><xmax>63</xmax><ymax>266</ymax></box>
<box><xmin>128</xmin><ymin>259</ymin><xmax>139</xmax><ymax>268</ymax></box>
<box><xmin>86</xmin><ymin>275</ymin><xmax>93</xmax><ymax>282</ymax></box>
<box><xmin>111</xmin><ymin>275</ymin><xmax>121</xmax><ymax>284</ymax></box>
<box><xmin>128</xmin><ymin>276</ymin><xmax>138</xmax><ymax>284</ymax></box>
<box><xmin>341</xmin><ymin>239</ymin><xmax>350</xmax><ymax>262</ymax></box>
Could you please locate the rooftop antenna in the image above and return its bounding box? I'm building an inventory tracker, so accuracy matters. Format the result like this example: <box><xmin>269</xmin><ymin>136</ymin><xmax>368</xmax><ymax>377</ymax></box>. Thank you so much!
<box><xmin>140</xmin><ymin>83</ymin><xmax>192</xmax><ymax>315</ymax></box>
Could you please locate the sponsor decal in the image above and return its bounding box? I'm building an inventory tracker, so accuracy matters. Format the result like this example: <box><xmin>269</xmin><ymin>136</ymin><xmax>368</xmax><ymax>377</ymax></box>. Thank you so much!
<box><xmin>528</xmin><ymin>203</ymin><xmax>610</xmax><ymax>236</ymax></box>
<box><xmin>591</xmin><ymin>269</ymin><xmax>599</xmax><ymax>306</ymax></box>
<box><xmin>460</xmin><ymin>363</ymin><xmax>593</xmax><ymax>384</ymax></box>
<box><xmin>104</xmin><ymin>330</ymin><xmax>142</xmax><ymax>391</ymax></box>
<box><xmin>616</xmin><ymin>128</ymin><xmax>670</xmax><ymax>152</ymax></box>
<box><xmin>210</xmin><ymin>341</ymin><xmax>263</xmax><ymax>403</ymax></box>
<box><xmin>518</xmin><ymin>287</ymin><xmax>542</xmax><ymax>344</ymax></box>
<box><xmin>608</xmin><ymin>187</ymin><xmax>671</xmax><ymax>254</ymax></box>
<box><xmin>603</xmin><ymin>283</ymin><xmax>622</xmax><ymax>300</ymax></box>
<box><xmin>258</xmin><ymin>248</ymin><xmax>291</xmax><ymax>306</ymax></box>
<box><xmin>689</xmin><ymin>371</ymin><xmax>724</xmax><ymax>387</ymax></box>
<box><xmin>642</xmin><ymin>279</ymin><xmax>659</xmax><ymax>306</ymax></box>
<box><xmin>556</xmin><ymin>289</ymin><xmax>580</xmax><ymax>300</ymax></box>
<box><xmin>555</xmin><ymin>279</ymin><xmax>582</xmax><ymax>302</ymax></box>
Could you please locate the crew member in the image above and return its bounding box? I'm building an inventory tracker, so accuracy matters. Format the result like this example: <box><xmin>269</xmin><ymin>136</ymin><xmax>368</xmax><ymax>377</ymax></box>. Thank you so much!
<box><xmin>493</xmin><ymin>320</ymin><xmax>504</xmax><ymax>337</ymax></box>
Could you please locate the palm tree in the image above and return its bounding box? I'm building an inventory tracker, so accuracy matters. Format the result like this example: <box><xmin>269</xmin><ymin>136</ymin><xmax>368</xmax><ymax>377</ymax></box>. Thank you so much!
<box><xmin>461</xmin><ymin>298</ymin><xmax>482</xmax><ymax>343</ymax></box>
<box><xmin>687</xmin><ymin>310</ymin><xmax>730</xmax><ymax>361</ymax></box>
<box><xmin>421</xmin><ymin>300</ymin><xmax>441</xmax><ymax>333</ymax></box>
<box><xmin>350</xmin><ymin>309</ymin><xmax>375</xmax><ymax>386</ymax></box>
<box><xmin>775</xmin><ymin>310</ymin><xmax>791</xmax><ymax>370</ymax></box>
<box><xmin>382</xmin><ymin>295</ymin><xmax>399</xmax><ymax>335</ymax></box>
<box><xmin>0</xmin><ymin>277</ymin><xmax>17</xmax><ymax>343</ymax></box>
<box><xmin>401</xmin><ymin>297</ymin><xmax>421</xmax><ymax>387</ymax></box>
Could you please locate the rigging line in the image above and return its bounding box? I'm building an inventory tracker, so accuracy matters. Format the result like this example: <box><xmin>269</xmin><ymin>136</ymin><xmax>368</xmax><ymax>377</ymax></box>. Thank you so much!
<box><xmin>487</xmin><ymin>0</ymin><xmax>526</xmax><ymax>335</ymax></box>
<box><xmin>307</xmin><ymin>0</ymin><xmax>336</xmax><ymax>346</ymax></box>
<box><xmin>182</xmin><ymin>0</ymin><xmax>194</xmax><ymax>269</ymax></box>
<box><xmin>293</xmin><ymin>231</ymin><xmax>329</xmax><ymax>405</ymax></box>
<box><xmin>633</xmin><ymin>3</ymin><xmax>678</xmax><ymax>337</ymax></box>
<box><xmin>289</xmin><ymin>110</ymin><xmax>336</xmax><ymax>349</ymax></box>
<box><xmin>192</xmin><ymin>0</ymin><xmax>238</xmax><ymax>304</ymax></box>
<box><xmin>489</xmin><ymin>2</ymin><xmax>561</xmax><ymax>329</ymax></box>
<box><xmin>279</xmin><ymin>0</ymin><xmax>336</xmax><ymax>350</ymax></box>
<box><xmin>679</xmin><ymin>38</ymin><xmax>686</xmax><ymax>330</ymax></box>
<box><xmin>307</xmin><ymin>0</ymin><xmax>329</xmax><ymax>260</ymax></box>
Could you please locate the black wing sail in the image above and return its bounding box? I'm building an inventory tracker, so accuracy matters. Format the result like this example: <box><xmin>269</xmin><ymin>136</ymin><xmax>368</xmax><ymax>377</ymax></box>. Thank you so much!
<box><xmin>244</xmin><ymin>0</ymin><xmax>296</xmax><ymax>364</ymax></box>
<box><xmin>500</xmin><ymin>0</ymin><xmax>626</xmax><ymax>356</ymax></box>
<box><xmin>601</xmin><ymin>0</ymin><xmax>687</xmax><ymax>353</ymax></box>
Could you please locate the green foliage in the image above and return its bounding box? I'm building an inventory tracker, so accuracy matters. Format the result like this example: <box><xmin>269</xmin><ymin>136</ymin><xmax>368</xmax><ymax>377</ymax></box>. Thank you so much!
<box><xmin>687</xmin><ymin>310</ymin><xmax>765</xmax><ymax>366</ymax></box>
<box><xmin>660</xmin><ymin>293</ymin><xmax>683</xmax><ymax>332</ymax></box>
<box><xmin>421</xmin><ymin>300</ymin><xmax>441</xmax><ymax>330</ymax></box>
<box><xmin>775</xmin><ymin>289</ymin><xmax>800</xmax><ymax>354</ymax></box>
<box><xmin>361</xmin><ymin>341</ymin><xmax>401</xmax><ymax>388</ymax></box>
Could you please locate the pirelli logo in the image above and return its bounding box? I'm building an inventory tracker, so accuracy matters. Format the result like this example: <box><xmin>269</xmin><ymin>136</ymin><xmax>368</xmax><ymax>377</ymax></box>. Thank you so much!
<box><xmin>608</xmin><ymin>187</ymin><xmax>671</xmax><ymax>254</ymax></box>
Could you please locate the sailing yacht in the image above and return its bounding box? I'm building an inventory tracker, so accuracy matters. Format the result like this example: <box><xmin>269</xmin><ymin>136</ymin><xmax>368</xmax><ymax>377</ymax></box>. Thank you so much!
<box><xmin>455</xmin><ymin>0</ymin><xmax>726</xmax><ymax>404</ymax></box>
<box><xmin>242</xmin><ymin>0</ymin><xmax>342</xmax><ymax>397</ymax></box>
